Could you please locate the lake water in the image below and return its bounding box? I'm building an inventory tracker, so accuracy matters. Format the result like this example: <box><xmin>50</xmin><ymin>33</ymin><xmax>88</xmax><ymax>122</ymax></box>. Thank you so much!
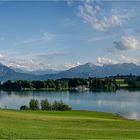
<box><xmin>0</xmin><ymin>90</ymin><xmax>140</xmax><ymax>120</ymax></box>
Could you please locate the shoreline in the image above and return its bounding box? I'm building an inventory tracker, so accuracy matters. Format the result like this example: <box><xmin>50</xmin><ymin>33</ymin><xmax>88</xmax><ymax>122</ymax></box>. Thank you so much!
<box><xmin>1</xmin><ymin>87</ymin><xmax>140</xmax><ymax>92</ymax></box>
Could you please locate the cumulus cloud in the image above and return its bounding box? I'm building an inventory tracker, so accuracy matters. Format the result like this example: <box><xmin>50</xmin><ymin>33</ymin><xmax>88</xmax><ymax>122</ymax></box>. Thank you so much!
<box><xmin>5</xmin><ymin>58</ymin><xmax>52</xmax><ymax>71</ymax></box>
<box><xmin>77</xmin><ymin>1</ymin><xmax>132</xmax><ymax>31</ymax></box>
<box><xmin>119</xmin><ymin>54</ymin><xmax>137</xmax><ymax>63</ymax></box>
<box><xmin>97</xmin><ymin>57</ymin><xmax>117</xmax><ymax>65</ymax></box>
<box><xmin>97</xmin><ymin>54</ymin><xmax>138</xmax><ymax>65</ymax></box>
<box><xmin>113</xmin><ymin>36</ymin><xmax>140</xmax><ymax>51</ymax></box>
<box><xmin>8</xmin><ymin>59</ymin><xmax>40</xmax><ymax>71</ymax></box>
<box><xmin>0</xmin><ymin>53</ymin><xmax>44</xmax><ymax>71</ymax></box>
<box><xmin>0</xmin><ymin>52</ymin><xmax>80</xmax><ymax>71</ymax></box>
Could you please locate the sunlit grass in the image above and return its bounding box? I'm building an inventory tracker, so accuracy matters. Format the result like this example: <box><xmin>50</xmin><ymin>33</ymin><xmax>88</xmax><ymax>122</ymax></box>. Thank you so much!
<box><xmin>0</xmin><ymin>109</ymin><xmax>140</xmax><ymax>139</ymax></box>
<box><xmin>116</xmin><ymin>79</ymin><xmax>128</xmax><ymax>87</ymax></box>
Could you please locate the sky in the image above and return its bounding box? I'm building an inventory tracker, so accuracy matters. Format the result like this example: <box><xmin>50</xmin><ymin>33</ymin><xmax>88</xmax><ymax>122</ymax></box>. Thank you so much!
<box><xmin>0</xmin><ymin>0</ymin><xmax>140</xmax><ymax>71</ymax></box>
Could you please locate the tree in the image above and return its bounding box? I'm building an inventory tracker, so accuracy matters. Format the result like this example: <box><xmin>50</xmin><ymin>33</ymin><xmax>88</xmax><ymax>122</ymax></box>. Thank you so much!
<box><xmin>20</xmin><ymin>105</ymin><xmax>29</xmax><ymax>110</ymax></box>
<box><xmin>51</xmin><ymin>100</ymin><xmax>71</xmax><ymax>111</ymax></box>
<box><xmin>41</xmin><ymin>99</ymin><xmax>50</xmax><ymax>110</ymax></box>
<box><xmin>17</xmin><ymin>80</ymin><xmax>32</xmax><ymax>89</ymax></box>
<box><xmin>32</xmin><ymin>81</ymin><xmax>44</xmax><ymax>90</ymax></box>
<box><xmin>29</xmin><ymin>99</ymin><xmax>39</xmax><ymax>110</ymax></box>
<box><xmin>2</xmin><ymin>80</ymin><xmax>12</xmax><ymax>89</ymax></box>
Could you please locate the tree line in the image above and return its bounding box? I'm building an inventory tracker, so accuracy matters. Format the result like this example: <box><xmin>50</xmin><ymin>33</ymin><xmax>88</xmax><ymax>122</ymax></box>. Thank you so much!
<box><xmin>1</xmin><ymin>75</ymin><xmax>140</xmax><ymax>90</ymax></box>
<box><xmin>20</xmin><ymin>98</ymin><xmax>72</xmax><ymax>111</ymax></box>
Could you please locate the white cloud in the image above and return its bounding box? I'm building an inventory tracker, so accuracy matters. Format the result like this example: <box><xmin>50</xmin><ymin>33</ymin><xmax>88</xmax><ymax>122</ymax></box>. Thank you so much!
<box><xmin>63</xmin><ymin>62</ymin><xmax>81</xmax><ymax>69</ymax></box>
<box><xmin>15</xmin><ymin>32</ymin><xmax>54</xmax><ymax>46</ymax></box>
<box><xmin>88</xmin><ymin>33</ymin><xmax>117</xmax><ymax>42</ymax></box>
<box><xmin>36</xmin><ymin>52</ymin><xmax>65</xmax><ymax>59</ymax></box>
<box><xmin>0</xmin><ymin>54</ymin><xmax>5</xmax><ymax>59</ymax></box>
<box><xmin>8</xmin><ymin>59</ymin><xmax>39</xmax><ymax>71</ymax></box>
<box><xmin>119</xmin><ymin>54</ymin><xmax>137</xmax><ymax>63</ymax></box>
<box><xmin>67</xmin><ymin>0</ymin><xmax>73</xmax><ymax>6</ymax></box>
<box><xmin>42</xmin><ymin>32</ymin><xmax>54</xmax><ymax>41</ymax></box>
<box><xmin>114</xmin><ymin>36</ymin><xmax>140</xmax><ymax>51</ymax></box>
<box><xmin>97</xmin><ymin>57</ymin><xmax>117</xmax><ymax>65</ymax></box>
<box><xmin>0</xmin><ymin>52</ymin><xmax>80</xmax><ymax>71</ymax></box>
<box><xmin>97</xmin><ymin>54</ymin><xmax>138</xmax><ymax>65</ymax></box>
<box><xmin>77</xmin><ymin>1</ymin><xmax>132</xmax><ymax>31</ymax></box>
<box><xmin>0</xmin><ymin>53</ymin><xmax>47</xmax><ymax>71</ymax></box>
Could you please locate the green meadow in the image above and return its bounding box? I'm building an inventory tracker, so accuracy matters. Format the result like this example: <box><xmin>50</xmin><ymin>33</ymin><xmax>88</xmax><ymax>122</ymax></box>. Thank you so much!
<box><xmin>0</xmin><ymin>109</ymin><xmax>140</xmax><ymax>139</ymax></box>
<box><xmin>116</xmin><ymin>79</ymin><xmax>128</xmax><ymax>88</ymax></box>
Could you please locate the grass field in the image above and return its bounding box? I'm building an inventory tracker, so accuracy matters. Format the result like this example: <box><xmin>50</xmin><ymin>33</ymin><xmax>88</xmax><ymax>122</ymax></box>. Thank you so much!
<box><xmin>116</xmin><ymin>79</ymin><xmax>128</xmax><ymax>88</ymax></box>
<box><xmin>0</xmin><ymin>109</ymin><xmax>140</xmax><ymax>139</ymax></box>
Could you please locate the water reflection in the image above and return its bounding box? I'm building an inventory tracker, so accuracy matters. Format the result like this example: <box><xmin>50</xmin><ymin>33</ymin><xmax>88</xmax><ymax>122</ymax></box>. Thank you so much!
<box><xmin>0</xmin><ymin>90</ymin><xmax>140</xmax><ymax>120</ymax></box>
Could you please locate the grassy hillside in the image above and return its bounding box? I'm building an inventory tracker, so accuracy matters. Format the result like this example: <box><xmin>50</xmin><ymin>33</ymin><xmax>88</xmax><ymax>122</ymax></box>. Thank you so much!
<box><xmin>0</xmin><ymin>109</ymin><xmax>140</xmax><ymax>139</ymax></box>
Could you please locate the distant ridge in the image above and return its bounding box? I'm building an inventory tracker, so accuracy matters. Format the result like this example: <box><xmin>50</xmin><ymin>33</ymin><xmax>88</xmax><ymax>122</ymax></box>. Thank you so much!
<box><xmin>0</xmin><ymin>63</ymin><xmax>37</xmax><ymax>81</ymax></box>
<box><xmin>39</xmin><ymin>62</ymin><xmax>140</xmax><ymax>80</ymax></box>
<box><xmin>0</xmin><ymin>62</ymin><xmax>140</xmax><ymax>80</ymax></box>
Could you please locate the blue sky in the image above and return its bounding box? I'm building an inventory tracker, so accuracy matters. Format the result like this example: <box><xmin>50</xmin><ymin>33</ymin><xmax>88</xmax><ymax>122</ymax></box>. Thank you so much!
<box><xmin>0</xmin><ymin>0</ymin><xmax>140</xmax><ymax>71</ymax></box>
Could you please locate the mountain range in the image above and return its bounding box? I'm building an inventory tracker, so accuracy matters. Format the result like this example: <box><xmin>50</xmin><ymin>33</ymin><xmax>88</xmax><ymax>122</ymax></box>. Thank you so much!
<box><xmin>0</xmin><ymin>62</ymin><xmax>140</xmax><ymax>81</ymax></box>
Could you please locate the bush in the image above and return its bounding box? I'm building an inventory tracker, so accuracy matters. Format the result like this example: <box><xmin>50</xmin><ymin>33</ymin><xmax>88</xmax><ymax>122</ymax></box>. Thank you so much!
<box><xmin>51</xmin><ymin>100</ymin><xmax>71</xmax><ymax>111</ymax></box>
<box><xmin>20</xmin><ymin>99</ymin><xmax>72</xmax><ymax>111</ymax></box>
<box><xmin>29</xmin><ymin>99</ymin><xmax>39</xmax><ymax>110</ymax></box>
<box><xmin>41</xmin><ymin>99</ymin><xmax>50</xmax><ymax>110</ymax></box>
<box><xmin>20</xmin><ymin>105</ymin><xmax>29</xmax><ymax>110</ymax></box>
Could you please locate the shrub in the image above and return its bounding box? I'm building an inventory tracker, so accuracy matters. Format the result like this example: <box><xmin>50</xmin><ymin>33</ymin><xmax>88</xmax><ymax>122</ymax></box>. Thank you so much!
<box><xmin>20</xmin><ymin>99</ymin><xmax>72</xmax><ymax>111</ymax></box>
<box><xmin>41</xmin><ymin>99</ymin><xmax>50</xmax><ymax>110</ymax></box>
<box><xmin>51</xmin><ymin>100</ymin><xmax>71</xmax><ymax>111</ymax></box>
<box><xmin>20</xmin><ymin>105</ymin><xmax>29</xmax><ymax>110</ymax></box>
<box><xmin>29</xmin><ymin>99</ymin><xmax>39</xmax><ymax>110</ymax></box>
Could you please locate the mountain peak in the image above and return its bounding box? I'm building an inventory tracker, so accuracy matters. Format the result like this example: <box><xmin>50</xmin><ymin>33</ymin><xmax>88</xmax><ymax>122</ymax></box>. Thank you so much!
<box><xmin>85</xmin><ymin>62</ymin><xmax>95</xmax><ymax>67</ymax></box>
<box><xmin>0</xmin><ymin>62</ymin><xmax>140</xmax><ymax>80</ymax></box>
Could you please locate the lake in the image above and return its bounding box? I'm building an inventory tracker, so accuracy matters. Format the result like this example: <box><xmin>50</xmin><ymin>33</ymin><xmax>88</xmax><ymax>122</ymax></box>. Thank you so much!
<box><xmin>0</xmin><ymin>90</ymin><xmax>140</xmax><ymax>120</ymax></box>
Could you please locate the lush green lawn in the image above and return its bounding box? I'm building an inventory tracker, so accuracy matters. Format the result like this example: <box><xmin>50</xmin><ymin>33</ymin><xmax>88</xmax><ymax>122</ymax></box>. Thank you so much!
<box><xmin>118</xmin><ymin>83</ymin><xmax>129</xmax><ymax>88</ymax></box>
<box><xmin>0</xmin><ymin>109</ymin><xmax>140</xmax><ymax>139</ymax></box>
<box><xmin>116</xmin><ymin>79</ymin><xmax>128</xmax><ymax>88</ymax></box>
<box><xmin>116</xmin><ymin>79</ymin><xmax>125</xmax><ymax>82</ymax></box>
